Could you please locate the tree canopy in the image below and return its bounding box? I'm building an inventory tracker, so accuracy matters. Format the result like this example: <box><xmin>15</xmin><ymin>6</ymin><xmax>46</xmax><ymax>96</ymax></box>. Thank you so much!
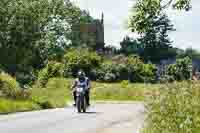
<box><xmin>128</xmin><ymin>0</ymin><xmax>191</xmax><ymax>62</ymax></box>
<box><xmin>0</xmin><ymin>0</ymin><xmax>96</xmax><ymax>84</ymax></box>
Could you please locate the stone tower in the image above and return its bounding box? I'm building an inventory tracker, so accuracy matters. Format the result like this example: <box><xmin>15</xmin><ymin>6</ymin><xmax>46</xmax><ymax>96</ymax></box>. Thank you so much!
<box><xmin>95</xmin><ymin>13</ymin><xmax>105</xmax><ymax>50</ymax></box>
<box><xmin>76</xmin><ymin>13</ymin><xmax>105</xmax><ymax>50</ymax></box>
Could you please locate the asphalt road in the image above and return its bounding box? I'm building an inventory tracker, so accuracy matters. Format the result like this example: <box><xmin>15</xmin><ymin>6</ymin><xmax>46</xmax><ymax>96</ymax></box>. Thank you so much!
<box><xmin>0</xmin><ymin>103</ymin><xmax>145</xmax><ymax>133</ymax></box>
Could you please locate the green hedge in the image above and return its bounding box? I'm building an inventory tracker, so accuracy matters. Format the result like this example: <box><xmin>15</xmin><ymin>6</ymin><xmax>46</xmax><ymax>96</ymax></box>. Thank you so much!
<box><xmin>37</xmin><ymin>50</ymin><xmax>157</xmax><ymax>83</ymax></box>
<box><xmin>91</xmin><ymin>55</ymin><xmax>157</xmax><ymax>83</ymax></box>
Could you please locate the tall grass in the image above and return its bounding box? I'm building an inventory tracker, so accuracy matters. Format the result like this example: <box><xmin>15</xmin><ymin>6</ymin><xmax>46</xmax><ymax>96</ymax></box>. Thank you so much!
<box><xmin>31</xmin><ymin>78</ymin><xmax>71</xmax><ymax>108</ymax></box>
<box><xmin>0</xmin><ymin>72</ymin><xmax>20</xmax><ymax>99</ymax></box>
<box><xmin>143</xmin><ymin>81</ymin><xmax>200</xmax><ymax>133</ymax></box>
<box><xmin>0</xmin><ymin>98</ymin><xmax>40</xmax><ymax>114</ymax></box>
<box><xmin>92</xmin><ymin>81</ymin><xmax>159</xmax><ymax>101</ymax></box>
<box><xmin>31</xmin><ymin>78</ymin><xmax>157</xmax><ymax>106</ymax></box>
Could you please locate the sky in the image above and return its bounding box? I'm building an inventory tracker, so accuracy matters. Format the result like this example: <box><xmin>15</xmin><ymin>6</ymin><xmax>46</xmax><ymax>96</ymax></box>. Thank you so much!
<box><xmin>71</xmin><ymin>0</ymin><xmax>200</xmax><ymax>50</ymax></box>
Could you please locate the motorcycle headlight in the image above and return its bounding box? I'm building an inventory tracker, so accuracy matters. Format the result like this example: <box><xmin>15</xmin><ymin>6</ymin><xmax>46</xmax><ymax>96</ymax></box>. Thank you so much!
<box><xmin>77</xmin><ymin>87</ymin><xmax>83</xmax><ymax>92</ymax></box>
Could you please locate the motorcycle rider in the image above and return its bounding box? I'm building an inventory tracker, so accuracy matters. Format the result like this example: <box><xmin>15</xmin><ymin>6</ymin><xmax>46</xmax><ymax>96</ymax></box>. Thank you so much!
<box><xmin>71</xmin><ymin>71</ymin><xmax>91</xmax><ymax>106</ymax></box>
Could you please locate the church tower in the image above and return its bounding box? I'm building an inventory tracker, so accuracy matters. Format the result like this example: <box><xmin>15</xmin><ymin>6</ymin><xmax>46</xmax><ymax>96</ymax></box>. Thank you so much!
<box><xmin>93</xmin><ymin>12</ymin><xmax>105</xmax><ymax>51</ymax></box>
<box><xmin>101</xmin><ymin>12</ymin><xmax>104</xmax><ymax>25</ymax></box>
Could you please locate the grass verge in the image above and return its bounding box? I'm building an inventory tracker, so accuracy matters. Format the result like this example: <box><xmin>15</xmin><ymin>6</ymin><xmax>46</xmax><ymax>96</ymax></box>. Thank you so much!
<box><xmin>92</xmin><ymin>82</ymin><xmax>159</xmax><ymax>101</ymax></box>
<box><xmin>0</xmin><ymin>78</ymin><xmax>160</xmax><ymax>113</ymax></box>
<box><xmin>31</xmin><ymin>78</ymin><xmax>71</xmax><ymax>109</ymax></box>
<box><xmin>0</xmin><ymin>98</ymin><xmax>40</xmax><ymax>114</ymax></box>
<box><xmin>142</xmin><ymin>81</ymin><xmax>200</xmax><ymax>133</ymax></box>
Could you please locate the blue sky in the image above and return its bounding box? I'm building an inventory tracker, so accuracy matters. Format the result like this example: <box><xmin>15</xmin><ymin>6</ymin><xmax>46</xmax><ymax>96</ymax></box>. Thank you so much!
<box><xmin>71</xmin><ymin>0</ymin><xmax>200</xmax><ymax>50</ymax></box>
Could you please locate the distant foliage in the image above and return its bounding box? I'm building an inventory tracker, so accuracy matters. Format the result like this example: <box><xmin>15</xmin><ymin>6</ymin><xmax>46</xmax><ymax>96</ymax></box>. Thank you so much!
<box><xmin>166</xmin><ymin>57</ymin><xmax>192</xmax><ymax>81</ymax></box>
<box><xmin>120</xmin><ymin>36</ymin><xmax>142</xmax><ymax>56</ymax></box>
<box><xmin>91</xmin><ymin>55</ymin><xmax>157</xmax><ymax>83</ymax></box>
<box><xmin>94</xmin><ymin>62</ymin><xmax>121</xmax><ymax>82</ymax></box>
<box><xmin>127</xmin><ymin>55</ymin><xmax>157</xmax><ymax>83</ymax></box>
<box><xmin>177</xmin><ymin>48</ymin><xmax>200</xmax><ymax>60</ymax></box>
<box><xmin>128</xmin><ymin>0</ymin><xmax>191</xmax><ymax>62</ymax></box>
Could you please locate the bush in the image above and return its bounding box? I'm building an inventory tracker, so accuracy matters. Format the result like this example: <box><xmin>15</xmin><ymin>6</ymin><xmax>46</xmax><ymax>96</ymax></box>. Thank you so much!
<box><xmin>0</xmin><ymin>73</ymin><xmax>21</xmax><ymax>99</ymax></box>
<box><xmin>91</xmin><ymin>55</ymin><xmax>156</xmax><ymax>83</ymax></box>
<box><xmin>63</xmin><ymin>48</ymin><xmax>102</xmax><ymax>77</ymax></box>
<box><xmin>0</xmin><ymin>72</ymin><xmax>31</xmax><ymax>99</ymax></box>
<box><xmin>116</xmin><ymin>64</ymin><xmax>129</xmax><ymax>80</ymax></box>
<box><xmin>32</xmin><ymin>96</ymin><xmax>55</xmax><ymax>109</ymax></box>
<box><xmin>63</xmin><ymin>51</ymin><xmax>157</xmax><ymax>83</ymax></box>
<box><xmin>166</xmin><ymin>57</ymin><xmax>192</xmax><ymax>81</ymax></box>
<box><xmin>143</xmin><ymin>81</ymin><xmax>200</xmax><ymax>133</ymax></box>
<box><xmin>104</xmin><ymin>73</ymin><xmax>117</xmax><ymax>82</ymax></box>
<box><xmin>141</xmin><ymin>64</ymin><xmax>157</xmax><ymax>83</ymax></box>
<box><xmin>16</xmin><ymin>71</ymin><xmax>36</xmax><ymax>86</ymax></box>
<box><xmin>127</xmin><ymin>55</ymin><xmax>157</xmax><ymax>83</ymax></box>
<box><xmin>120</xmin><ymin>80</ymin><xmax>129</xmax><ymax>88</ymax></box>
<box><xmin>38</xmin><ymin>61</ymin><xmax>64</xmax><ymax>87</ymax></box>
<box><xmin>91</xmin><ymin>62</ymin><xmax>121</xmax><ymax>82</ymax></box>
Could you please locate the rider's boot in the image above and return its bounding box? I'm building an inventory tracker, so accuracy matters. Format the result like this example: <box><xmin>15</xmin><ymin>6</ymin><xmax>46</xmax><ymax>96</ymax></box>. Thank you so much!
<box><xmin>73</xmin><ymin>91</ymin><xmax>76</xmax><ymax>106</ymax></box>
<box><xmin>85</xmin><ymin>90</ymin><xmax>90</xmax><ymax>106</ymax></box>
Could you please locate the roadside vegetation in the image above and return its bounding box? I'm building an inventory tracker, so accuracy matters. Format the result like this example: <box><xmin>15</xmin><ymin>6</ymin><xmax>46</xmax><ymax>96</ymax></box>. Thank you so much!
<box><xmin>92</xmin><ymin>81</ymin><xmax>159</xmax><ymax>101</ymax></box>
<box><xmin>0</xmin><ymin>0</ymin><xmax>199</xmax><ymax>133</ymax></box>
<box><xmin>0</xmin><ymin>73</ymin><xmax>40</xmax><ymax>113</ymax></box>
<box><xmin>0</xmin><ymin>76</ymin><xmax>159</xmax><ymax>113</ymax></box>
<box><xmin>0</xmin><ymin>46</ymin><xmax>162</xmax><ymax>113</ymax></box>
<box><xmin>0</xmin><ymin>99</ymin><xmax>40</xmax><ymax>114</ymax></box>
<box><xmin>128</xmin><ymin>0</ymin><xmax>200</xmax><ymax>132</ymax></box>
<box><xmin>142</xmin><ymin>81</ymin><xmax>200</xmax><ymax>133</ymax></box>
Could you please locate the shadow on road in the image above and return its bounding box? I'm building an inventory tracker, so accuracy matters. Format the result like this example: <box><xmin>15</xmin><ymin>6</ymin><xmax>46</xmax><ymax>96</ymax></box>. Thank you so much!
<box><xmin>83</xmin><ymin>111</ymin><xmax>100</xmax><ymax>114</ymax></box>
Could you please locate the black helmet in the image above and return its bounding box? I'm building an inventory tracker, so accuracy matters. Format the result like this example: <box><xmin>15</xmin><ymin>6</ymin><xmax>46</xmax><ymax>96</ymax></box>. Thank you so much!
<box><xmin>77</xmin><ymin>71</ymin><xmax>85</xmax><ymax>78</ymax></box>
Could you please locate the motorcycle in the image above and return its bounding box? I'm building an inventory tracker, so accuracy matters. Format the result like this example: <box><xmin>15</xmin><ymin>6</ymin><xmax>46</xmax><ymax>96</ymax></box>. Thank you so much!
<box><xmin>76</xmin><ymin>87</ymin><xmax>87</xmax><ymax>113</ymax></box>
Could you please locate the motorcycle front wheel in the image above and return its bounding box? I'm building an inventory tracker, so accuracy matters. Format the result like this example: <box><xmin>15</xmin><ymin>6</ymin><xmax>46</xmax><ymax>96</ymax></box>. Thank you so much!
<box><xmin>82</xmin><ymin>97</ymin><xmax>86</xmax><ymax>113</ymax></box>
<box><xmin>76</xmin><ymin>97</ymin><xmax>82</xmax><ymax>113</ymax></box>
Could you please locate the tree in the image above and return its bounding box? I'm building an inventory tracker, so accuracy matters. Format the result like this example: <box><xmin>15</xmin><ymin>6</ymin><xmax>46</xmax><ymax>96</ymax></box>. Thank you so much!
<box><xmin>38</xmin><ymin>15</ymin><xmax>72</xmax><ymax>61</ymax></box>
<box><xmin>138</xmin><ymin>13</ymin><xmax>176</xmax><ymax>62</ymax></box>
<box><xmin>0</xmin><ymin>0</ymin><xmax>50</xmax><ymax>74</ymax></box>
<box><xmin>0</xmin><ymin>0</ymin><xmax>96</xmax><ymax>85</ymax></box>
<box><xmin>120</xmin><ymin>36</ymin><xmax>143</xmax><ymax>56</ymax></box>
<box><xmin>177</xmin><ymin>48</ymin><xmax>200</xmax><ymax>60</ymax></box>
<box><xmin>128</xmin><ymin>0</ymin><xmax>190</xmax><ymax>62</ymax></box>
